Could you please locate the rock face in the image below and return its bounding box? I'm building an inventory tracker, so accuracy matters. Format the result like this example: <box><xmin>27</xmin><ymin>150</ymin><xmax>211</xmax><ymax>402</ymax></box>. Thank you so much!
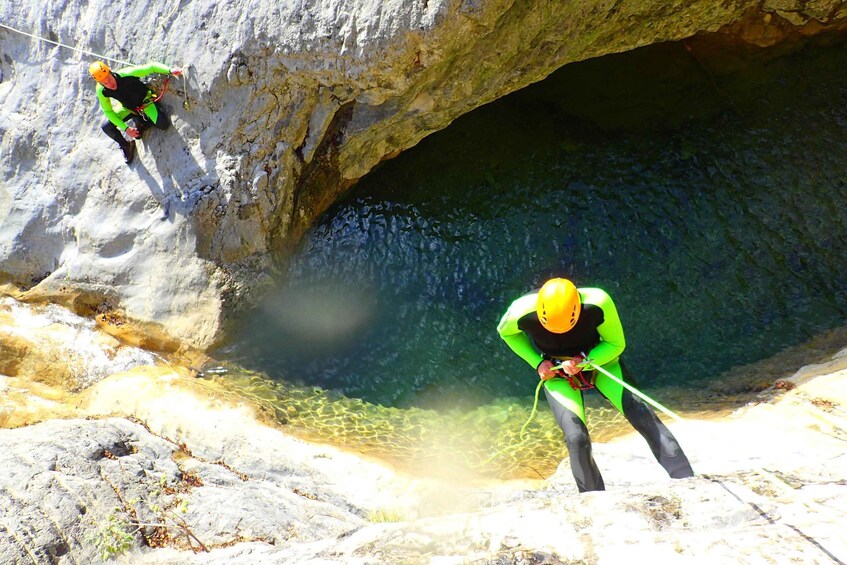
<box><xmin>0</xmin><ymin>417</ymin><xmax>366</xmax><ymax>564</ymax></box>
<box><xmin>1</xmin><ymin>297</ymin><xmax>846</xmax><ymax>563</ymax></box>
<box><xmin>1</xmin><ymin>353</ymin><xmax>846</xmax><ymax>564</ymax></box>
<box><xmin>2</xmin><ymin>1</ymin><xmax>847</xmax><ymax>347</ymax></box>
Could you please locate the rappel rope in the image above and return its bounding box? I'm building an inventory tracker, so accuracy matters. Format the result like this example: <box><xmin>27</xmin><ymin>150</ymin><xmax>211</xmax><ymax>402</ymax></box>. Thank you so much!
<box><xmin>0</xmin><ymin>21</ymin><xmax>136</xmax><ymax>67</ymax></box>
<box><xmin>2</xmin><ymin>21</ymin><xmax>190</xmax><ymax>110</ymax></box>
<box><xmin>468</xmin><ymin>379</ymin><xmax>545</xmax><ymax>468</ymax></box>
<box><xmin>472</xmin><ymin>359</ymin><xmax>686</xmax><ymax>469</ymax></box>
<box><xmin>552</xmin><ymin>359</ymin><xmax>685</xmax><ymax>422</ymax></box>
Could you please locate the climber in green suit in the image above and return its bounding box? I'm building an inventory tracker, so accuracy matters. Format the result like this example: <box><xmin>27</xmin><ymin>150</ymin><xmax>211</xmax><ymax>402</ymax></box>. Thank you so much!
<box><xmin>89</xmin><ymin>60</ymin><xmax>183</xmax><ymax>165</ymax></box>
<box><xmin>498</xmin><ymin>278</ymin><xmax>694</xmax><ymax>492</ymax></box>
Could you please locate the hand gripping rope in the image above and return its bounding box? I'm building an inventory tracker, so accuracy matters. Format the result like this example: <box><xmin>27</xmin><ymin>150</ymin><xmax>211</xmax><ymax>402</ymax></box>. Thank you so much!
<box><xmin>471</xmin><ymin>358</ymin><xmax>686</xmax><ymax>469</ymax></box>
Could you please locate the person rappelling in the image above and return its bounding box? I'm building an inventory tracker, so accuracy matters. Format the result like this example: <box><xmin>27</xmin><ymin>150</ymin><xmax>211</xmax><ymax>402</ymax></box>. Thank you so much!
<box><xmin>89</xmin><ymin>61</ymin><xmax>183</xmax><ymax>165</ymax></box>
<box><xmin>498</xmin><ymin>278</ymin><xmax>695</xmax><ymax>492</ymax></box>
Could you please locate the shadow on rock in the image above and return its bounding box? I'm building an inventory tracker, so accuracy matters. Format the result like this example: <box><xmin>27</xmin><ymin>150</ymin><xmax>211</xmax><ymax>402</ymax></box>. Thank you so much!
<box><xmin>134</xmin><ymin>104</ymin><xmax>219</xmax><ymax>222</ymax></box>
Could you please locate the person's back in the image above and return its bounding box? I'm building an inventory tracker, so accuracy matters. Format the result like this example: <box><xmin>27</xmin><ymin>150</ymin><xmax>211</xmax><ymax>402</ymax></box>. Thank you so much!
<box><xmin>498</xmin><ymin>278</ymin><xmax>694</xmax><ymax>491</ymax></box>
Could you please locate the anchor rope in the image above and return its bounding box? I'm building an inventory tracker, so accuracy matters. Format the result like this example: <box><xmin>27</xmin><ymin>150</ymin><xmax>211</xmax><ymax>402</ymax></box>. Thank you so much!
<box><xmin>0</xmin><ymin>21</ymin><xmax>136</xmax><ymax>66</ymax></box>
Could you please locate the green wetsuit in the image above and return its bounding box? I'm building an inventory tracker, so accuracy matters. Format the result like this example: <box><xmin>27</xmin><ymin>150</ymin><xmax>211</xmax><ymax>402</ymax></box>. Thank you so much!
<box><xmin>498</xmin><ymin>287</ymin><xmax>693</xmax><ymax>492</ymax></box>
<box><xmin>95</xmin><ymin>62</ymin><xmax>171</xmax><ymax>130</ymax></box>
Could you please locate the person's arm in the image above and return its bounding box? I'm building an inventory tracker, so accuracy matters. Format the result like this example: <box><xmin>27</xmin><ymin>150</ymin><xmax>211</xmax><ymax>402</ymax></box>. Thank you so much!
<box><xmin>95</xmin><ymin>83</ymin><xmax>129</xmax><ymax>130</ymax></box>
<box><xmin>116</xmin><ymin>62</ymin><xmax>174</xmax><ymax>78</ymax></box>
<box><xmin>497</xmin><ymin>294</ymin><xmax>544</xmax><ymax>369</ymax></box>
<box><xmin>580</xmin><ymin>287</ymin><xmax>626</xmax><ymax>366</ymax></box>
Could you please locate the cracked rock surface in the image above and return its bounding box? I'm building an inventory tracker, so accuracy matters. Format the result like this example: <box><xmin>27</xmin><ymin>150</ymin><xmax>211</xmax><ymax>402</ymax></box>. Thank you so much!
<box><xmin>2</xmin><ymin>352</ymin><xmax>846</xmax><ymax>563</ymax></box>
<box><xmin>3</xmin><ymin>1</ymin><xmax>846</xmax><ymax>347</ymax></box>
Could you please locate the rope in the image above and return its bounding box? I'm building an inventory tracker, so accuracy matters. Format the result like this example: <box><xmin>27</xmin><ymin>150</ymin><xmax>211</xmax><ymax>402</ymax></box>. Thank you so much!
<box><xmin>0</xmin><ymin>21</ymin><xmax>136</xmax><ymax>66</ymax></box>
<box><xmin>704</xmin><ymin>472</ymin><xmax>847</xmax><ymax>564</ymax></box>
<box><xmin>469</xmin><ymin>379</ymin><xmax>545</xmax><ymax>468</ymax></box>
<box><xmin>151</xmin><ymin>77</ymin><xmax>169</xmax><ymax>103</ymax></box>
<box><xmin>163</xmin><ymin>0</ymin><xmax>181</xmax><ymax>28</ymax></box>
<box><xmin>552</xmin><ymin>359</ymin><xmax>685</xmax><ymax>422</ymax></box>
<box><xmin>181</xmin><ymin>71</ymin><xmax>190</xmax><ymax>110</ymax></box>
<box><xmin>470</xmin><ymin>357</ymin><xmax>686</xmax><ymax>470</ymax></box>
<box><xmin>134</xmin><ymin>77</ymin><xmax>170</xmax><ymax>113</ymax></box>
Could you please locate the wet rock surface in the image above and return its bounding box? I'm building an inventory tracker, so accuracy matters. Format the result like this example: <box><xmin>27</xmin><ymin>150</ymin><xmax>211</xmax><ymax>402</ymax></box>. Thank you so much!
<box><xmin>2</xmin><ymin>352</ymin><xmax>845</xmax><ymax>563</ymax></box>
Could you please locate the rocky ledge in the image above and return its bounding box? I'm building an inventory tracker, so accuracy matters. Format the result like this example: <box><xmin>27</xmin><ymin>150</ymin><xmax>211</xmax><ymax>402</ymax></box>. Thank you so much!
<box><xmin>2</xmin><ymin>343</ymin><xmax>845</xmax><ymax>563</ymax></box>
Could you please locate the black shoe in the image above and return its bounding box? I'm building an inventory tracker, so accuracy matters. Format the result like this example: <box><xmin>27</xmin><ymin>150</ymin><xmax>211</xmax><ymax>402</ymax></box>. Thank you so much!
<box><xmin>121</xmin><ymin>141</ymin><xmax>136</xmax><ymax>165</ymax></box>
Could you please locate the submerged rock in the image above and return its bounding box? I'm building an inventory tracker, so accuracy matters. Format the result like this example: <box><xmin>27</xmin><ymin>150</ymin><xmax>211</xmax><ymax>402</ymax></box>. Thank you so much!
<box><xmin>1</xmin><ymin>336</ymin><xmax>845</xmax><ymax>563</ymax></box>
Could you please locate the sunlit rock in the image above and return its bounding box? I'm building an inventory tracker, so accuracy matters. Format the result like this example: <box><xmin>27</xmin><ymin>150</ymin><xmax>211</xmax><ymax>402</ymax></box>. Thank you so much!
<box><xmin>2</xmin><ymin>1</ymin><xmax>846</xmax><ymax>346</ymax></box>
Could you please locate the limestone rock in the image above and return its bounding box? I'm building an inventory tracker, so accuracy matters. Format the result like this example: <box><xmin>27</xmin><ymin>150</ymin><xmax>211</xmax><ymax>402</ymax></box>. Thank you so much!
<box><xmin>2</xmin><ymin>0</ymin><xmax>846</xmax><ymax>347</ymax></box>
<box><xmin>0</xmin><ymin>417</ymin><xmax>364</xmax><ymax>564</ymax></box>
<box><xmin>0</xmin><ymin>296</ymin><xmax>845</xmax><ymax>563</ymax></box>
<box><xmin>0</xmin><ymin>296</ymin><xmax>155</xmax><ymax>390</ymax></box>
<box><xmin>2</xmin><ymin>360</ymin><xmax>846</xmax><ymax>563</ymax></box>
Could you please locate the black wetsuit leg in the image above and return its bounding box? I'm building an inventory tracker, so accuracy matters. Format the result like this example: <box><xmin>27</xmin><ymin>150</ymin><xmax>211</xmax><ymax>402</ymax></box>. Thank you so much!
<box><xmin>620</xmin><ymin>389</ymin><xmax>694</xmax><ymax>479</ymax></box>
<box><xmin>544</xmin><ymin>388</ymin><xmax>605</xmax><ymax>492</ymax></box>
<box><xmin>152</xmin><ymin>102</ymin><xmax>170</xmax><ymax>130</ymax></box>
<box><xmin>101</xmin><ymin>120</ymin><xmax>130</xmax><ymax>149</ymax></box>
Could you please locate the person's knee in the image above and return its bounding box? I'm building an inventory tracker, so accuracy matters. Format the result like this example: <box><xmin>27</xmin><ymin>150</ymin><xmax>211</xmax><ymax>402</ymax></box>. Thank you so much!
<box><xmin>622</xmin><ymin>390</ymin><xmax>657</xmax><ymax>427</ymax></box>
<box><xmin>565</xmin><ymin>429</ymin><xmax>591</xmax><ymax>448</ymax></box>
<box><xmin>562</xmin><ymin>415</ymin><xmax>592</xmax><ymax>451</ymax></box>
<box><xmin>100</xmin><ymin>121</ymin><xmax>126</xmax><ymax>146</ymax></box>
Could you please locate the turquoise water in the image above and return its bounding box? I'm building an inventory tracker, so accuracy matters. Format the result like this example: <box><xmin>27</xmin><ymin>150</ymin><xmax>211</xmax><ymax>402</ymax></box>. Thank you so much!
<box><xmin>221</xmin><ymin>41</ymin><xmax>847</xmax><ymax>411</ymax></box>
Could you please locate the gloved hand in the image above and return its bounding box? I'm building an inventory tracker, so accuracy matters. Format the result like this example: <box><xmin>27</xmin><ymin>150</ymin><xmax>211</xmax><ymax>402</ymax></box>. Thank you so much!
<box><xmin>536</xmin><ymin>359</ymin><xmax>564</xmax><ymax>381</ymax></box>
<box><xmin>126</xmin><ymin>127</ymin><xmax>141</xmax><ymax>139</ymax></box>
<box><xmin>170</xmin><ymin>67</ymin><xmax>184</xmax><ymax>76</ymax></box>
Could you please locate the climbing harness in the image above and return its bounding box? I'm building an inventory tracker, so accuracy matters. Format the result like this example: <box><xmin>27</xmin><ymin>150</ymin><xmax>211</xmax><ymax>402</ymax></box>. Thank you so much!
<box><xmin>550</xmin><ymin>356</ymin><xmax>595</xmax><ymax>391</ymax></box>
<box><xmin>565</xmin><ymin>369</ymin><xmax>595</xmax><ymax>390</ymax></box>
<box><xmin>541</xmin><ymin>354</ymin><xmax>595</xmax><ymax>391</ymax></box>
<box><xmin>135</xmin><ymin>77</ymin><xmax>169</xmax><ymax>113</ymax></box>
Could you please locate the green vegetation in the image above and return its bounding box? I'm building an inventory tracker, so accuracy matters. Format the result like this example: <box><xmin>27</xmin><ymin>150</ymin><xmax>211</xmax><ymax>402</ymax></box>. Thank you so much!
<box><xmin>87</xmin><ymin>473</ymin><xmax>207</xmax><ymax>559</ymax></box>
<box><xmin>89</xmin><ymin>512</ymin><xmax>134</xmax><ymax>560</ymax></box>
<box><xmin>366</xmin><ymin>508</ymin><xmax>406</xmax><ymax>523</ymax></box>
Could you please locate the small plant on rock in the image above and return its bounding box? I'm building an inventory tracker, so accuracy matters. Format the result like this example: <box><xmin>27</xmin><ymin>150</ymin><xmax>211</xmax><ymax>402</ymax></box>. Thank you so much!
<box><xmin>366</xmin><ymin>508</ymin><xmax>406</xmax><ymax>523</ymax></box>
<box><xmin>89</xmin><ymin>511</ymin><xmax>135</xmax><ymax>560</ymax></box>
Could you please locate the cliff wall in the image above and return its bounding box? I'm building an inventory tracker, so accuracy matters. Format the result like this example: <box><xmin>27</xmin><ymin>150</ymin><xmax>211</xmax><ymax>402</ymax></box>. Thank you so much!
<box><xmin>1</xmin><ymin>0</ymin><xmax>845</xmax><ymax>347</ymax></box>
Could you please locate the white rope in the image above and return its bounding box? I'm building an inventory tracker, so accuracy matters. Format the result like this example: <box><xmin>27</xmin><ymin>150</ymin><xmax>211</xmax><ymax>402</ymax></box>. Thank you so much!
<box><xmin>0</xmin><ymin>21</ymin><xmax>135</xmax><ymax>67</ymax></box>
<box><xmin>550</xmin><ymin>359</ymin><xmax>685</xmax><ymax>422</ymax></box>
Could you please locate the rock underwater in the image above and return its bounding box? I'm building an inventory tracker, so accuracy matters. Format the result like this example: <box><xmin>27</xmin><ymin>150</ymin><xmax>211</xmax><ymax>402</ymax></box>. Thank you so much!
<box><xmin>1</xmin><ymin>298</ymin><xmax>846</xmax><ymax>563</ymax></box>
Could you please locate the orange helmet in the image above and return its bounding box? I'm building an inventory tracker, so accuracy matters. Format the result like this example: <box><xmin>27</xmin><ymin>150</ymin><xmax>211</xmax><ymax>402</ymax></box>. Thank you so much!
<box><xmin>537</xmin><ymin>278</ymin><xmax>581</xmax><ymax>333</ymax></box>
<box><xmin>89</xmin><ymin>61</ymin><xmax>111</xmax><ymax>82</ymax></box>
